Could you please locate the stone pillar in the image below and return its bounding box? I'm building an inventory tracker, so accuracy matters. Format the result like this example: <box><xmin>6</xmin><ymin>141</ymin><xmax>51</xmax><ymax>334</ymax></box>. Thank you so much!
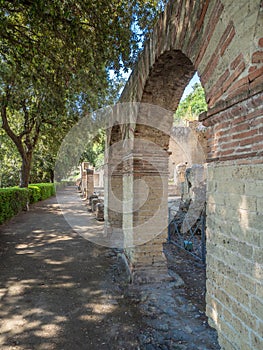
<box><xmin>86</xmin><ymin>168</ymin><xmax>94</xmax><ymax>199</ymax></box>
<box><xmin>104</xmin><ymin>153</ymin><xmax>123</xmax><ymax>236</ymax></box>
<box><xmin>80</xmin><ymin>162</ymin><xmax>89</xmax><ymax>198</ymax></box>
<box><xmin>122</xmin><ymin>146</ymin><xmax>170</xmax><ymax>283</ymax></box>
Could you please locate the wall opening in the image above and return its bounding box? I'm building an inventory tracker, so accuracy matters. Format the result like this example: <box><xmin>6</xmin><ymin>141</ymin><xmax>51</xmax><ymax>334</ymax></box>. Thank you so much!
<box><xmin>166</xmin><ymin>70</ymin><xmax>208</xmax><ymax>313</ymax></box>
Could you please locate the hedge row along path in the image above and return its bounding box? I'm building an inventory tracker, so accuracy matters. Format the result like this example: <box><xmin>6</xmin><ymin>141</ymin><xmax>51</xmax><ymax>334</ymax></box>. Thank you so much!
<box><xmin>0</xmin><ymin>187</ymin><xmax>219</xmax><ymax>350</ymax></box>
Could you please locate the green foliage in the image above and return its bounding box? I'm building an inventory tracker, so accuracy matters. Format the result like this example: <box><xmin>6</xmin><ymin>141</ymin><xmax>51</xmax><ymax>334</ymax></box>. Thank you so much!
<box><xmin>0</xmin><ymin>1</ymin><xmax>165</xmax><ymax>187</ymax></box>
<box><xmin>0</xmin><ymin>129</ymin><xmax>21</xmax><ymax>187</ymax></box>
<box><xmin>174</xmin><ymin>83</ymin><xmax>207</xmax><ymax>123</ymax></box>
<box><xmin>28</xmin><ymin>185</ymin><xmax>41</xmax><ymax>203</ymax></box>
<box><xmin>80</xmin><ymin>129</ymin><xmax>105</xmax><ymax>168</ymax></box>
<box><xmin>0</xmin><ymin>183</ymin><xmax>55</xmax><ymax>224</ymax></box>
<box><xmin>0</xmin><ymin>187</ymin><xmax>29</xmax><ymax>224</ymax></box>
<box><xmin>29</xmin><ymin>183</ymin><xmax>55</xmax><ymax>200</ymax></box>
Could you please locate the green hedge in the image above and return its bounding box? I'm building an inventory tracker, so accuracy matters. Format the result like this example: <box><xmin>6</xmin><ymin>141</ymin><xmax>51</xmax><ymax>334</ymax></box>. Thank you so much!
<box><xmin>28</xmin><ymin>185</ymin><xmax>41</xmax><ymax>203</ymax></box>
<box><xmin>0</xmin><ymin>183</ymin><xmax>56</xmax><ymax>225</ymax></box>
<box><xmin>0</xmin><ymin>188</ymin><xmax>29</xmax><ymax>224</ymax></box>
<box><xmin>29</xmin><ymin>183</ymin><xmax>55</xmax><ymax>200</ymax></box>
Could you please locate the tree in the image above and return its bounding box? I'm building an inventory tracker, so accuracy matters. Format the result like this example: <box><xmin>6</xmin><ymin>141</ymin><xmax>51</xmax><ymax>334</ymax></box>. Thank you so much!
<box><xmin>0</xmin><ymin>128</ymin><xmax>21</xmax><ymax>187</ymax></box>
<box><xmin>80</xmin><ymin>129</ymin><xmax>106</xmax><ymax>169</ymax></box>
<box><xmin>174</xmin><ymin>83</ymin><xmax>207</xmax><ymax>123</ymax></box>
<box><xmin>0</xmin><ymin>0</ymin><xmax>166</xmax><ymax>187</ymax></box>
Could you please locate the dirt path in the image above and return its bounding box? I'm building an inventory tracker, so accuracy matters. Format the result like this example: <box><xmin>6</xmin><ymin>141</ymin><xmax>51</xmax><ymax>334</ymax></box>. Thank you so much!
<box><xmin>0</xmin><ymin>187</ymin><xmax>220</xmax><ymax>350</ymax></box>
<box><xmin>0</xmin><ymin>191</ymin><xmax>141</xmax><ymax>350</ymax></box>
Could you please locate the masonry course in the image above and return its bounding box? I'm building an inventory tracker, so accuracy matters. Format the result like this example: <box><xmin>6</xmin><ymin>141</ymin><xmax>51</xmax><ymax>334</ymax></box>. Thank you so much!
<box><xmin>104</xmin><ymin>1</ymin><xmax>263</xmax><ymax>349</ymax></box>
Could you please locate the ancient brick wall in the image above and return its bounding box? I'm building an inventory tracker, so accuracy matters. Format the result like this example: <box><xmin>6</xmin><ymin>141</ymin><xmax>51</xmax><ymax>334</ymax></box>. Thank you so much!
<box><xmin>106</xmin><ymin>1</ymin><xmax>263</xmax><ymax>348</ymax></box>
<box><xmin>206</xmin><ymin>162</ymin><xmax>263</xmax><ymax>349</ymax></box>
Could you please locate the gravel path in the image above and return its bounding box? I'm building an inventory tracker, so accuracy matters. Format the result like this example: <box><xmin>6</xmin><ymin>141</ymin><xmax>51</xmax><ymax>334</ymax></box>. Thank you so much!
<box><xmin>0</xmin><ymin>187</ymin><xmax>220</xmax><ymax>350</ymax></box>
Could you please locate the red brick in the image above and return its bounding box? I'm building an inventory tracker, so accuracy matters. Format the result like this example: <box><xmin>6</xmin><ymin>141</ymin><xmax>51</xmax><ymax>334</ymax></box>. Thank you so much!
<box><xmin>214</xmin><ymin>120</ymin><xmax>231</xmax><ymax>131</ymax></box>
<box><xmin>196</xmin><ymin>0</ymin><xmax>210</xmax><ymax>30</ymax></box>
<box><xmin>249</xmin><ymin>74</ymin><xmax>263</xmax><ymax>92</ymax></box>
<box><xmin>227</xmin><ymin>104</ymin><xmax>247</xmax><ymax>118</ymax></box>
<box><xmin>202</xmin><ymin>52</ymin><xmax>220</xmax><ymax>84</ymax></box>
<box><xmin>231</xmin><ymin>123</ymin><xmax>249</xmax><ymax>134</ymax></box>
<box><xmin>220</xmin><ymin>135</ymin><xmax>233</xmax><ymax>143</ymax></box>
<box><xmin>235</xmin><ymin>147</ymin><xmax>252</xmax><ymax>153</ymax></box>
<box><xmin>232</xmin><ymin>115</ymin><xmax>246</xmax><ymax>125</ymax></box>
<box><xmin>230</xmin><ymin>76</ymin><xmax>248</xmax><ymax>91</ymax></box>
<box><xmin>209</xmin><ymin>60</ymin><xmax>247</xmax><ymax>106</ymax></box>
<box><xmin>207</xmin><ymin>68</ymin><xmax>230</xmax><ymax>101</ymax></box>
<box><xmin>250</xmin><ymin>116</ymin><xmax>263</xmax><ymax>127</ymax></box>
<box><xmin>232</xmin><ymin>129</ymin><xmax>258</xmax><ymax>140</ymax></box>
<box><xmin>231</xmin><ymin>53</ymin><xmax>244</xmax><ymax>70</ymax></box>
<box><xmin>221</xmin><ymin>149</ymin><xmax>234</xmax><ymax>156</ymax></box>
<box><xmin>248</xmin><ymin>66</ymin><xmax>263</xmax><ymax>82</ymax></box>
<box><xmin>217</xmin><ymin>121</ymin><xmax>231</xmax><ymax>136</ymax></box>
<box><xmin>232</xmin><ymin>110</ymin><xmax>263</xmax><ymax>125</ymax></box>
<box><xmin>220</xmin><ymin>140</ymin><xmax>240</xmax><ymax>149</ymax></box>
<box><xmin>222</xmin><ymin>61</ymin><xmax>246</xmax><ymax>92</ymax></box>
<box><xmin>195</xmin><ymin>0</ymin><xmax>224</xmax><ymax>67</ymax></box>
<box><xmin>220</xmin><ymin>23</ymin><xmax>236</xmax><ymax>56</ymax></box>
<box><xmin>227</xmin><ymin>82</ymin><xmax>249</xmax><ymax>100</ymax></box>
<box><xmin>252</xmin><ymin>143</ymin><xmax>263</xmax><ymax>152</ymax></box>
<box><xmin>259</xmin><ymin>38</ymin><xmax>263</xmax><ymax>47</ymax></box>
<box><xmin>179</xmin><ymin>0</ymin><xmax>194</xmax><ymax>48</ymax></box>
<box><xmin>249</xmin><ymin>66</ymin><xmax>257</xmax><ymax>73</ymax></box>
<box><xmin>203</xmin><ymin>21</ymin><xmax>235</xmax><ymax>83</ymax></box>
<box><xmin>252</xmin><ymin>51</ymin><xmax>263</xmax><ymax>63</ymax></box>
<box><xmin>240</xmin><ymin>135</ymin><xmax>263</xmax><ymax>146</ymax></box>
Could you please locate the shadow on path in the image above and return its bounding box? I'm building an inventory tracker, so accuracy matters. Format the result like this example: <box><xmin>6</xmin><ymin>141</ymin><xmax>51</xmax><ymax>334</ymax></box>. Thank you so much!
<box><xmin>0</xmin><ymin>187</ymin><xmax>220</xmax><ymax>350</ymax></box>
<box><xmin>0</xmin><ymin>188</ymin><xmax>140</xmax><ymax>350</ymax></box>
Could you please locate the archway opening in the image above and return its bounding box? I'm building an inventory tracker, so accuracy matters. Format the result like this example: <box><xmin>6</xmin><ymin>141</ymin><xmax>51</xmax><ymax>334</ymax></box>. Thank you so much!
<box><xmin>166</xmin><ymin>70</ymin><xmax>208</xmax><ymax>313</ymax></box>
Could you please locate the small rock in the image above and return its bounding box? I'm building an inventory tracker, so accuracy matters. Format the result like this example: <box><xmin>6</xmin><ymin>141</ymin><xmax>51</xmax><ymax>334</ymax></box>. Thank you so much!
<box><xmin>156</xmin><ymin>323</ymin><xmax>169</xmax><ymax>332</ymax></box>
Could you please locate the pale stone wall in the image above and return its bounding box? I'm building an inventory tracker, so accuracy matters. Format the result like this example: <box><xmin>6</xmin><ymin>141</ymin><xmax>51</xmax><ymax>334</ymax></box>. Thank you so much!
<box><xmin>206</xmin><ymin>162</ymin><xmax>263</xmax><ymax>349</ymax></box>
<box><xmin>106</xmin><ymin>0</ymin><xmax>263</xmax><ymax>348</ymax></box>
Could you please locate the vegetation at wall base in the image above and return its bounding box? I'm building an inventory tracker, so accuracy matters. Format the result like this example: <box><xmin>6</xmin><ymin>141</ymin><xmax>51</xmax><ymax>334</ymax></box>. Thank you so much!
<box><xmin>0</xmin><ymin>183</ymin><xmax>56</xmax><ymax>224</ymax></box>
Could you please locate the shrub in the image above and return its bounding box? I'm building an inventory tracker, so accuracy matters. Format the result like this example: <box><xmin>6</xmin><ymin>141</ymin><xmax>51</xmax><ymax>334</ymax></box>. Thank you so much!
<box><xmin>0</xmin><ymin>182</ymin><xmax>56</xmax><ymax>224</ymax></box>
<box><xmin>29</xmin><ymin>183</ymin><xmax>55</xmax><ymax>200</ymax></box>
<box><xmin>28</xmin><ymin>185</ymin><xmax>41</xmax><ymax>203</ymax></box>
<box><xmin>0</xmin><ymin>188</ymin><xmax>29</xmax><ymax>224</ymax></box>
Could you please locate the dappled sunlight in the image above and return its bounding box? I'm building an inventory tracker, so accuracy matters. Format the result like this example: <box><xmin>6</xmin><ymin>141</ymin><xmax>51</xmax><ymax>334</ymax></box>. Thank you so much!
<box><xmin>85</xmin><ymin>301</ymin><xmax>118</xmax><ymax>317</ymax></box>
<box><xmin>238</xmin><ymin>196</ymin><xmax>250</xmax><ymax>232</ymax></box>
<box><xmin>43</xmin><ymin>257</ymin><xmax>74</xmax><ymax>265</ymax></box>
<box><xmin>211</xmin><ymin>300</ymin><xmax>219</xmax><ymax>327</ymax></box>
<box><xmin>253</xmin><ymin>262</ymin><xmax>262</xmax><ymax>280</ymax></box>
<box><xmin>0</xmin><ymin>190</ymin><xmax>140</xmax><ymax>349</ymax></box>
<box><xmin>34</xmin><ymin>323</ymin><xmax>62</xmax><ymax>338</ymax></box>
<box><xmin>5</xmin><ymin>281</ymin><xmax>27</xmax><ymax>297</ymax></box>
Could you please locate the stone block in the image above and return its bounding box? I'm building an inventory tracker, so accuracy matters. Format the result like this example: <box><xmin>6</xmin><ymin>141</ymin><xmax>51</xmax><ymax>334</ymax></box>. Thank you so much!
<box><xmin>245</xmin><ymin>181</ymin><xmax>263</xmax><ymax>197</ymax></box>
<box><xmin>95</xmin><ymin>203</ymin><xmax>104</xmax><ymax>221</ymax></box>
<box><xmin>251</xmin><ymin>296</ymin><xmax>263</xmax><ymax>320</ymax></box>
<box><xmin>251</xmin><ymin>331</ymin><xmax>263</xmax><ymax>350</ymax></box>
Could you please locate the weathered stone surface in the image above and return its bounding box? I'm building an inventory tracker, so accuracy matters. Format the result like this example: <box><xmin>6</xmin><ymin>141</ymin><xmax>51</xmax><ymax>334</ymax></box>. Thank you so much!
<box><xmin>104</xmin><ymin>1</ymin><xmax>263</xmax><ymax>349</ymax></box>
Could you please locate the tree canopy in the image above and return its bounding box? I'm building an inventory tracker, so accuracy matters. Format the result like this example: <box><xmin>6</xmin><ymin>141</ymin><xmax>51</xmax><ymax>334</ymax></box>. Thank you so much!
<box><xmin>0</xmin><ymin>0</ymin><xmax>166</xmax><ymax>187</ymax></box>
<box><xmin>174</xmin><ymin>83</ymin><xmax>207</xmax><ymax>123</ymax></box>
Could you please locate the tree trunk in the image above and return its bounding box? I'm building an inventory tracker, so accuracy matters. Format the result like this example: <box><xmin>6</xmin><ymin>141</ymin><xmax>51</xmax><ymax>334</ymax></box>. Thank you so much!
<box><xmin>20</xmin><ymin>153</ymin><xmax>32</xmax><ymax>188</ymax></box>
<box><xmin>50</xmin><ymin>168</ymin><xmax>54</xmax><ymax>183</ymax></box>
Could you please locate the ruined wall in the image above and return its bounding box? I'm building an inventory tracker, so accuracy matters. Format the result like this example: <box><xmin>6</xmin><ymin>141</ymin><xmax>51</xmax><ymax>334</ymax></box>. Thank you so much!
<box><xmin>203</xmin><ymin>90</ymin><xmax>263</xmax><ymax>349</ymax></box>
<box><xmin>112</xmin><ymin>0</ymin><xmax>263</xmax><ymax>348</ymax></box>
<box><xmin>168</xmin><ymin>123</ymin><xmax>207</xmax><ymax>188</ymax></box>
<box><xmin>206</xmin><ymin>162</ymin><xmax>263</xmax><ymax>350</ymax></box>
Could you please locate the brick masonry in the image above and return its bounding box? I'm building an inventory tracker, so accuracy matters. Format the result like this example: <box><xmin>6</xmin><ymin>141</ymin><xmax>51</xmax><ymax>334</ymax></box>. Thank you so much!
<box><xmin>105</xmin><ymin>1</ymin><xmax>263</xmax><ymax>349</ymax></box>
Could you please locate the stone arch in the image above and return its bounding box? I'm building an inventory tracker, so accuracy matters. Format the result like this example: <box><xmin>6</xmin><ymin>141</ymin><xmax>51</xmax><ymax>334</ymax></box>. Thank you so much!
<box><xmin>109</xmin><ymin>123</ymin><xmax>122</xmax><ymax>146</ymax></box>
<box><xmin>109</xmin><ymin>1</ymin><xmax>262</xmax><ymax>349</ymax></box>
